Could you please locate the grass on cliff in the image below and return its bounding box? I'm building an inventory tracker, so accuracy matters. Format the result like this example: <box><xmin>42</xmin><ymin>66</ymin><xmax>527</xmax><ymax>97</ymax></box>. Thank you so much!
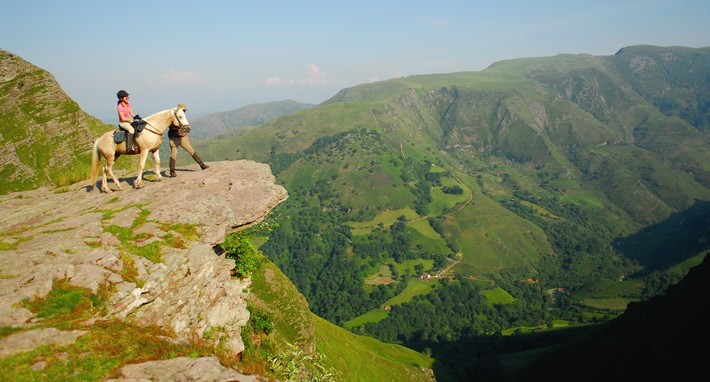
<box><xmin>249</xmin><ymin>257</ymin><xmax>437</xmax><ymax>382</ymax></box>
<box><xmin>1</xmin><ymin>280</ymin><xmax>236</xmax><ymax>382</ymax></box>
<box><xmin>314</xmin><ymin>314</ymin><xmax>437</xmax><ymax>382</ymax></box>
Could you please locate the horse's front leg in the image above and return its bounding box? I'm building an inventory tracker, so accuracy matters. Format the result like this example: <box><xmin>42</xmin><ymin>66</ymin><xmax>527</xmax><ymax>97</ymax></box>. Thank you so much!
<box><xmin>135</xmin><ymin>151</ymin><xmax>149</xmax><ymax>188</ymax></box>
<box><xmin>153</xmin><ymin>149</ymin><xmax>162</xmax><ymax>181</ymax></box>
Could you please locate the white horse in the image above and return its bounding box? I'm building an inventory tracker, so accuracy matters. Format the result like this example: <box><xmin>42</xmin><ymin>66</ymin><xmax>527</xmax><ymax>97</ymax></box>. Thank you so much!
<box><xmin>90</xmin><ymin>107</ymin><xmax>190</xmax><ymax>192</ymax></box>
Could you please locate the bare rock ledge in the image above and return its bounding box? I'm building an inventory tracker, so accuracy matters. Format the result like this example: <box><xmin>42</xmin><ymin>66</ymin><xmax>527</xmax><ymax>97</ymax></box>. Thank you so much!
<box><xmin>0</xmin><ymin>160</ymin><xmax>288</xmax><ymax>377</ymax></box>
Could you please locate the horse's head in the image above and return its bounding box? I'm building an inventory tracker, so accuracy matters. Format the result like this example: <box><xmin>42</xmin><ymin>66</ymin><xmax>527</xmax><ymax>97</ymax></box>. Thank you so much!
<box><xmin>171</xmin><ymin>107</ymin><xmax>190</xmax><ymax>130</ymax></box>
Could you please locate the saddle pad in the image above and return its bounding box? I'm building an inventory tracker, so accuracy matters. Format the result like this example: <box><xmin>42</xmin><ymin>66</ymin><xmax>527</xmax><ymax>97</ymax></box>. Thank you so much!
<box><xmin>113</xmin><ymin>130</ymin><xmax>126</xmax><ymax>144</ymax></box>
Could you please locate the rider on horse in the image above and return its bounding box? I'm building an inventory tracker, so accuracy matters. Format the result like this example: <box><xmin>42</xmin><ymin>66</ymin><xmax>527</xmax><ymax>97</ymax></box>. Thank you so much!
<box><xmin>117</xmin><ymin>90</ymin><xmax>141</xmax><ymax>153</ymax></box>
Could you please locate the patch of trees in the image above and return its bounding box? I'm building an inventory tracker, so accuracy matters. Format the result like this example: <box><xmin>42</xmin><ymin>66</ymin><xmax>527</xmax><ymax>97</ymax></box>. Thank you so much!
<box><xmin>400</xmin><ymin>158</ymin><xmax>433</xmax><ymax>215</ymax></box>
<box><xmin>499</xmin><ymin>196</ymin><xmax>635</xmax><ymax>289</ymax></box>
<box><xmin>262</xmin><ymin>191</ymin><xmax>416</xmax><ymax>324</ymax></box>
<box><xmin>442</xmin><ymin>185</ymin><xmax>464</xmax><ymax>194</ymax></box>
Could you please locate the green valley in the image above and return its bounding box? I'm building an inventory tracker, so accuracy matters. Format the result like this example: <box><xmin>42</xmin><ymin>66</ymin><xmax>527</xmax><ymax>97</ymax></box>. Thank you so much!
<box><xmin>194</xmin><ymin>45</ymin><xmax>710</xmax><ymax>380</ymax></box>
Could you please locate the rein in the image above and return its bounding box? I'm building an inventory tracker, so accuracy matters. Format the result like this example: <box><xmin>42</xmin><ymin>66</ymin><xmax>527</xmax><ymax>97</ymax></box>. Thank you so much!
<box><xmin>141</xmin><ymin>109</ymin><xmax>187</xmax><ymax>136</ymax></box>
<box><xmin>142</xmin><ymin>121</ymin><xmax>162</xmax><ymax>136</ymax></box>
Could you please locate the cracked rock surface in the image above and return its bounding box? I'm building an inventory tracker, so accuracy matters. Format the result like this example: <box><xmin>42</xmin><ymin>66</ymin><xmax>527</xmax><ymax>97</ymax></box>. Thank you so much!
<box><xmin>0</xmin><ymin>160</ymin><xmax>287</xmax><ymax>370</ymax></box>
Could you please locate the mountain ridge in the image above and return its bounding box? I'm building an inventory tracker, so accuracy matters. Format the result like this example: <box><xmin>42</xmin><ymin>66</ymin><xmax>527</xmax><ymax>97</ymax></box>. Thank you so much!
<box><xmin>190</xmin><ymin>99</ymin><xmax>313</xmax><ymax>139</ymax></box>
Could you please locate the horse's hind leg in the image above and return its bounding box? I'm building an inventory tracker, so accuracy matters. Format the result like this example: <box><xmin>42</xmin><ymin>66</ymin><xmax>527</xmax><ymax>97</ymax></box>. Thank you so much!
<box><xmin>100</xmin><ymin>164</ymin><xmax>112</xmax><ymax>193</ymax></box>
<box><xmin>105</xmin><ymin>156</ymin><xmax>123</xmax><ymax>191</ymax></box>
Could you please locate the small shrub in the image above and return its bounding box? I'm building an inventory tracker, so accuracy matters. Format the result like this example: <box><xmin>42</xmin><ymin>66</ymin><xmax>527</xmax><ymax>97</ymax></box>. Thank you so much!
<box><xmin>222</xmin><ymin>233</ymin><xmax>265</xmax><ymax>278</ymax></box>
<box><xmin>221</xmin><ymin>221</ymin><xmax>278</xmax><ymax>279</ymax></box>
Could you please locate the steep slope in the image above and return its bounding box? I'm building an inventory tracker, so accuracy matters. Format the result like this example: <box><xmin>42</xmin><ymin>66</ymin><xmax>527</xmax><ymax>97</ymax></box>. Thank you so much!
<box><xmin>249</xmin><ymin>261</ymin><xmax>436</xmax><ymax>382</ymax></box>
<box><xmin>0</xmin><ymin>50</ymin><xmax>112</xmax><ymax>194</ymax></box>
<box><xmin>512</xmin><ymin>253</ymin><xmax>710</xmax><ymax>382</ymax></box>
<box><xmin>189</xmin><ymin>99</ymin><xmax>313</xmax><ymax>139</ymax></box>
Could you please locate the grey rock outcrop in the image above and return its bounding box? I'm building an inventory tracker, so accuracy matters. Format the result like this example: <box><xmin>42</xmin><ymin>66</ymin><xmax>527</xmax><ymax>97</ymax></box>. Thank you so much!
<box><xmin>106</xmin><ymin>356</ymin><xmax>258</xmax><ymax>382</ymax></box>
<box><xmin>0</xmin><ymin>328</ymin><xmax>88</xmax><ymax>359</ymax></box>
<box><xmin>0</xmin><ymin>160</ymin><xmax>287</xmax><ymax>370</ymax></box>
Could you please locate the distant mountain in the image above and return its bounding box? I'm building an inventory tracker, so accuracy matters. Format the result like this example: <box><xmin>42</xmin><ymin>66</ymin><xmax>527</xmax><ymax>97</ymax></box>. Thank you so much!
<box><xmin>0</xmin><ymin>50</ymin><xmax>112</xmax><ymax>194</ymax></box>
<box><xmin>194</xmin><ymin>46</ymin><xmax>710</xmax><ymax>379</ymax></box>
<box><xmin>189</xmin><ymin>100</ymin><xmax>312</xmax><ymax>139</ymax></box>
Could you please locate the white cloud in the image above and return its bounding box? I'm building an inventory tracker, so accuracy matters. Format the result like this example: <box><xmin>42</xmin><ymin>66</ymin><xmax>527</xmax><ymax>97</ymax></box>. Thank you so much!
<box><xmin>158</xmin><ymin>70</ymin><xmax>207</xmax><ymax>84</ymax></box>
<box><xmin>266</xmin><ymin>76</ymin><xmax>283</xmax><ymax>86</ymax></box>
<box><xmin>265</xmin><ymin>64</ymin><xmax>330</xmax><ymax>87</ymax></box>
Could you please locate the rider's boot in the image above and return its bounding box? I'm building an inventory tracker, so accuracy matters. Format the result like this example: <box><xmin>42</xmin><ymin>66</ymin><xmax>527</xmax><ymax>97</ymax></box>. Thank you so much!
<box><xmin>192</xmin><ymin>153</ymin><xmax>209</xmax><ymax>170</ymax></box>
<box><xmin>126</xmin><ymin>133</ymin><xmax>135</xmax><ymax>153</ymax></box>
<box><xmin>169</xmin><ymin>158</ymin><xmax>177</xmax><ymax>177</ymax></box>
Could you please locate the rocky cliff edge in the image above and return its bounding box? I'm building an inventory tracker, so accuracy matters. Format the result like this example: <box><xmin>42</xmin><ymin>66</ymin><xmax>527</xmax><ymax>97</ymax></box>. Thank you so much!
<box><xmin>0</xmin><ymin>160</ymin><xmax>287</xmax><ymax>380</ymax></box>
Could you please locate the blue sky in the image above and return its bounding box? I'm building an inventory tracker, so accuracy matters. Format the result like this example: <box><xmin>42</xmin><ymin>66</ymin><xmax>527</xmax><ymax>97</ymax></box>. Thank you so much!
<box><xmin>2</xmin><ymin>0</ymin><xmax>709</xmax><ymax>121</ymax></box>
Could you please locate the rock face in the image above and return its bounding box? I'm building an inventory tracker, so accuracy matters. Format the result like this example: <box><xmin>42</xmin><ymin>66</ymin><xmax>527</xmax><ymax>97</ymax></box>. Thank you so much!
<box><xmin>106</xmin><ymin>357</ymin><xmax>258</xmax><ymax>382</ymax></box>
<box><xmin>0</xmin><ymin>160</ymin><xmax>287</xmax><ymax>361</ymax></box>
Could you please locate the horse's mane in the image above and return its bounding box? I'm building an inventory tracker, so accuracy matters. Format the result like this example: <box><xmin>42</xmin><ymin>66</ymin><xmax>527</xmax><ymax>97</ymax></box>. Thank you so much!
<box><xmin>146</xmin><ymin>108</ymin><xmax>177</xmax><ymax>120</ymax></box>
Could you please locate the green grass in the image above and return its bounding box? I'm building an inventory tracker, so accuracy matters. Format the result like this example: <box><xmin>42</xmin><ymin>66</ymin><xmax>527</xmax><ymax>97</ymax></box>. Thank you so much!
<box><xmin>579</xmin><ymin>298</ymin><xmax>636</xmax><ymax>311</ymax></box>
<box><xmin>342</xmin><ymin>309</ymin><xmax>390</xmax><ymax>330</ymax></box>
<box><xmin>443</xmin><ymin>191</ymin><xmax>553</xmax><ymax>275</ymax></box>
<box><xmin>249</xmin><ymin>261</ymin><xmax>314</xmax><ymax>349</ymax></box>
<box><xmin>407</xmin><ymin>218</ymin><xmax>442</xmax><ymax>240</ymax></box>
<box><xmin>364</xmin><ymin>264</ymin><xmax>393</xmax><ymax>286</ymax></box>
<box><xmin>384</xmin><ymin>279</ymin><xmax>436</xmax><ymax>306</ymax></box>
<box><xmin>429</xmin><ymin>177</ymin><xmax>471</xmax><ymax>216</ymax></box>
<box><xmin>0</xmin><ymin>320</ymin><xmax>224</xmax><ymax>382</ymax></box>
<box><xmin>314</xmin><ymin>314</ymin><xmax>434</xmax><ymax>382</ymax></box>
<box><xmin>250</xmin><ymin>260</ymin><xmax>436</xmax><ymax>381</ymax></box>
<box><xmin>348</xmin><ymin>207</ymin><xmax>419</xmax><ymax>235</ymax></box>
<box><xmin>390</xmin><ymin>259</ymin><xmax>434</xmax><ymax>277</ymax></box>
<box><xmin>482</xmin><ymin>287</ymin><xmax>516</xmax><ymax>305</ymax></box>
<box><xmin>572</xmin><ymin>278</ymin><xmax>644</xmax><ymax>300</ymax></box>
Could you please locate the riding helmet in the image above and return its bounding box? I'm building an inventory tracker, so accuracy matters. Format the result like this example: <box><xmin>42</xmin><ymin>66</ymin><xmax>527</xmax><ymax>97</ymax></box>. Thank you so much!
<box><xmin>117</xmin><ymin>90</ymin><xmax>129</xmax><ymax>99</ymax></box>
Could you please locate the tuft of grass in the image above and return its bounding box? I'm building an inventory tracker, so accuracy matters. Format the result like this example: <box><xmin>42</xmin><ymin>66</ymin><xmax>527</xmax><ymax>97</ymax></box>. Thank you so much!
<box><xmin>104</xmin><ymin>224</ymin><xmax>163</xmax><ymax>263</ymax></box>
<box><xmin>0</xmin><ymin>320</ymin><xmax>221</xmax><ymax>382</ymax></box>
<box><xmin>119</xmin><ymin>254</ymin><xmax>143</xmax><ymax>287</ymax></box>
<box><xmin>20</xmin><ymin>280</ymin><xmax>109</xmax><ymax>324</ymax></box>
<box><xmin>166</xmin><ymin>223</ymin><xmax>201</xmax><ymax>241</ymax></box>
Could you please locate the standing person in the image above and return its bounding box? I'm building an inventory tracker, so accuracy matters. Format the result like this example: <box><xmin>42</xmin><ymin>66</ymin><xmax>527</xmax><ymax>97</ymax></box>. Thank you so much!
<box><xmin>168</xmin><ymin>103</ymin><xmax>209</xmax><ymax>177</ymax></box>
<box><xmin>116</xmin><ymin>90</ymin><xmax>139</xmax><ymax>152</ymax></box>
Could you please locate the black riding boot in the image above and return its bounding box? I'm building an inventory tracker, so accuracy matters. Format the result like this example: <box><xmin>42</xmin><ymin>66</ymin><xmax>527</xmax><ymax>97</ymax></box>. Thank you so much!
<box><xmin>169</xmin><ymin>158</ymin><xmax>177</xmax><ymax>177</ymax></box>
<box><xmin>125</xmin><ymin>133</ymin><xmax>134</xmax><ymax>152</ymax></box>
<box><xmin>192</xmin><ymin>153</ymin><xmax>209</xmax><ymax>170</ymax></box>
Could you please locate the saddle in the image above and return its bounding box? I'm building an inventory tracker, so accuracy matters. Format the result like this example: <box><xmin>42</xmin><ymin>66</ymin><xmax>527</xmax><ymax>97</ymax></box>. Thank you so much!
<box><xmin>113</xmin><ymin>120</ymin><xmax>147</xmax><ymax>153</ymax></box>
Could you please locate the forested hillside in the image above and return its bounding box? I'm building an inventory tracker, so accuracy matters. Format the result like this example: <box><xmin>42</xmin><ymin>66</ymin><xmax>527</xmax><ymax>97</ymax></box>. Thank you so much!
<box><xmin>195</xmin><ymin>45</ymin><xmax>710</xmax><ymax>381</ymax></box>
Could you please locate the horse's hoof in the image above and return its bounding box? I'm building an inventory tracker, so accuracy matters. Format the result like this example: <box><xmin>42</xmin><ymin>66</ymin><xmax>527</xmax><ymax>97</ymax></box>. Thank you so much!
<box><xmin>135</xmin><ymin>183</ymin><xmax>144</xmax><ymax>189</ymax></box>
<box><xmin>102</xmin><ymin>188</ymin><xmax>112</xmax><ymax>194</ymax></box>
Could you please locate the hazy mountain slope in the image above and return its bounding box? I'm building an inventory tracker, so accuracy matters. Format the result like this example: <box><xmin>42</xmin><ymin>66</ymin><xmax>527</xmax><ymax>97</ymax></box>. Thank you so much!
<box><xmin>189</xmin><ymin>99</ymin><xmax>312</xmax><ymax>139</ymax></box>
<box><xmin>0</xmin><ymin>50</ymin><xmax>113</xmax><ymax>194</ymax></box>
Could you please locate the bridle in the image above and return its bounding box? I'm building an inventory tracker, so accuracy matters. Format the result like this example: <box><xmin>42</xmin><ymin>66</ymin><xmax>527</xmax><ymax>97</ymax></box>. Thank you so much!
<box><xmin>140</xmin><ymin>108</ymin><xmax>189</xmax><ymax>136</ymax></box>
<box><xmin>173</xmin><ymin>108</ymin><xmax>190</xmax><ymax>131</ymax></box>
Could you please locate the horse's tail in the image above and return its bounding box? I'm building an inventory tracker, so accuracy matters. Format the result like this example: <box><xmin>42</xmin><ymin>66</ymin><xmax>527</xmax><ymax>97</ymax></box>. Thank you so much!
<box><xmin>90</xmin><ymin>138</ymin><xmax>101</xmax><ymax>185</ymax></box>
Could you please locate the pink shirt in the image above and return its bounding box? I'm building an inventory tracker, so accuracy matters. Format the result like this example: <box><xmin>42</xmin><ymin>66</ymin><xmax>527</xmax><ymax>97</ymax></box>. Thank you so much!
<box><xmin>117</xmin><ymin>102</ymin><xmax>133</xmax><ymax>122</ymax></box>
